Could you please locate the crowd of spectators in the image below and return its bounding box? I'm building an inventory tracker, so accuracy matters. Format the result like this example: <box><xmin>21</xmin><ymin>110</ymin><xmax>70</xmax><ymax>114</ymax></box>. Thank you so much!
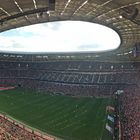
<box><xmin>38</xmin><ymin>82</ymin><xmax>121</xmax><ymax>97</ymax></box>
<box><xmin>0</xmin><ymin>60</ymin><xmax>138</xmax><ymax>97</ymax></box>
<box><xmin>120</xmin><ymin>87</ymin><xmax>140</xmax><ymax>140</ymax></box>
<box><xmin>0</xmin><ymin>60</ymin><xmax>137</xmax><ymax>72</ymax></box>
<box><xmin>0</xmin><ymin>114</ymin><xmax>55</xmax><ymax>140</ymax></box>
<box><xmin>0</xmin><ymin>127</ymin><xmax>15</xmax><ymax>140</ymax></box>
<box><xmin>0</xmin><ymin>69</ymin><xmax>137</xmax><ymax>85</ymax></box>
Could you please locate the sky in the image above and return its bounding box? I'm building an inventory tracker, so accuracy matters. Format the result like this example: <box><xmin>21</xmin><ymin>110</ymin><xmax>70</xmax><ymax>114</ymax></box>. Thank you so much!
<box><xmin>0</xmin><ymin>21</ymin><xmax>121</xmax><ymax>53</ymax></box>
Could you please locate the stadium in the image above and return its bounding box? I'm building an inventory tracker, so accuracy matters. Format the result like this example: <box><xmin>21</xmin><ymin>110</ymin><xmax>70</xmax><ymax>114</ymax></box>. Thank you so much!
<box><xmin>0</xmin><ymin>0</ymin><xmax>140</xmax><ymax>140</ymax></box>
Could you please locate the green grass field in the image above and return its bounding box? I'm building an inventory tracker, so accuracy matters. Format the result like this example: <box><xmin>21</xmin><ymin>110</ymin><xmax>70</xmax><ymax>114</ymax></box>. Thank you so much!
<box><xmin>0</xmin><ymin>88</ymin><xmax>113</xmax><ymax>140</ymax></box>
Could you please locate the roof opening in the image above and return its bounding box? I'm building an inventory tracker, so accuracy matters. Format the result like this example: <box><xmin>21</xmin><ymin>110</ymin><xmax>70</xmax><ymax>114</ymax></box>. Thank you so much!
<box><xmin>0</xmin><ymin>21</ymin><xmax>121</xmax><ymax>54</ymax></box>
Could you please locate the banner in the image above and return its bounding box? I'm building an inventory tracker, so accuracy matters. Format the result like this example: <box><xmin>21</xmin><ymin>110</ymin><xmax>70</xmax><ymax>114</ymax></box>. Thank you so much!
<box><xmin>107</xmin><ymin>115</ymin><xmax>114</xmax><ymax>123</ymax></box>
<box><xmin>105</xmin><ymin>123</ymin><xmax>113</xmax><ymax>134</ymax></box>
<box><xmin>106</xmin><ymin>106</ymin><xmax>115</xmax><ymax>112</ymax></box>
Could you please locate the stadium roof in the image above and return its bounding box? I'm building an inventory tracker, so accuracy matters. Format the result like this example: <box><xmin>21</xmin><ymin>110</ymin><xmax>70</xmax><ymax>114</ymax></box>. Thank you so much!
<box><xmin>0</xmin><ymin>0</ymin><xmax>140</xmax><ymax>61</ymax></box>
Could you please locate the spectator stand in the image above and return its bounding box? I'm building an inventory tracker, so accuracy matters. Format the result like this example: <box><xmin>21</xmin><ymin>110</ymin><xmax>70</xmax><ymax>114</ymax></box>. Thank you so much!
<box><xmin>0</xmin><ymin>112</ymin><xmax>60</xmax><ymax>140</ymax></box>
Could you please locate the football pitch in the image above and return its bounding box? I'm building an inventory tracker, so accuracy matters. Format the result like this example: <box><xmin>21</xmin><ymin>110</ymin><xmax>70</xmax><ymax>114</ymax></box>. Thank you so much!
<box><xmin>0</xmin><ymin>88</ymin><xmax>113</xmax><ymax>140</ymax></box>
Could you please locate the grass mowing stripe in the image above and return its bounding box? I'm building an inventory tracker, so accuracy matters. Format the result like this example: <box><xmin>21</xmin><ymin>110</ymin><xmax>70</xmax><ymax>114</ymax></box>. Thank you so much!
<box><xmin>0</xmin><ymin>88</ymin><xmax>113</xmax><ymax>140</ymax></box>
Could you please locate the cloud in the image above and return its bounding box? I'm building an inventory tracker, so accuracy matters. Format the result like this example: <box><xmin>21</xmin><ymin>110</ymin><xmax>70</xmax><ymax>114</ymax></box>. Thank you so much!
<box><xmin>0</xmin><ymin>21</ymin><xmax>121</xmax><ymax>53</ymax></box>
<box><xmin>78</xmin><ymin>44</ymin><xmax>101</xmax><ymax>51</ymax></box>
